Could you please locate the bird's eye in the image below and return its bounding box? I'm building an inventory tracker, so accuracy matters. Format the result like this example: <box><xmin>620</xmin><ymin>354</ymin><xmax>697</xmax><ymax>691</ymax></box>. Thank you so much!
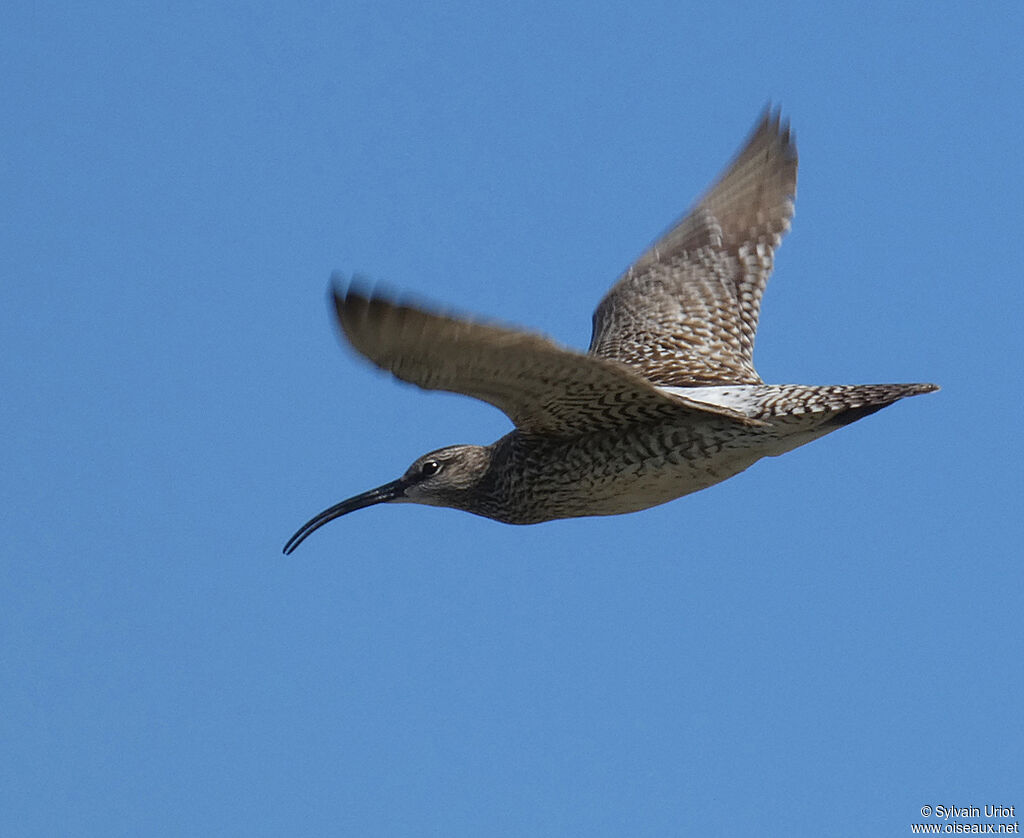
<box><xmin>420</xmin><ymin>460</ymin><xmax>442</xmax><ymax>477</ymax></box>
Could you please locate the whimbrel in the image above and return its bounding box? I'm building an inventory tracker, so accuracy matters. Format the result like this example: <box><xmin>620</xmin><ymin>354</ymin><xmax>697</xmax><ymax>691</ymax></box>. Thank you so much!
<box><xmin>284</xmin><ymin>110</ymin><xmax>937</xmax><ymax>554</ymax></box>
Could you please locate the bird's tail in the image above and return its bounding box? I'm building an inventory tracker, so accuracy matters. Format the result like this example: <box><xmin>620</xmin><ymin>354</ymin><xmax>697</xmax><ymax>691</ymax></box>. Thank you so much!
<box><xmin>752</xmin><ymin>382</ymin><xmax>939</xmax><ymax>425</ymax></box>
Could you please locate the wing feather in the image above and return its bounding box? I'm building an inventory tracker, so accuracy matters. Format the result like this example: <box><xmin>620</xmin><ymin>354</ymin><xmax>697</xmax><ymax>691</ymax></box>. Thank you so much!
<box><xmin>333</xmin><ymin>285</ymin><xmax>760</xmax><ymax>437</ymax></box>
<box><xmin>589</xmin><ymin>108</ymin><xmax>798</xmax><ymax>386</ymax></box>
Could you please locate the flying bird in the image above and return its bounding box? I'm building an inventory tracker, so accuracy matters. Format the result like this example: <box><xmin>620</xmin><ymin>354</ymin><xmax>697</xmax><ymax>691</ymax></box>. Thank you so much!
<box><xmin>284</xmin><ymin>109</ymin><xmax>937</xmax><ymax>554</ymax></box>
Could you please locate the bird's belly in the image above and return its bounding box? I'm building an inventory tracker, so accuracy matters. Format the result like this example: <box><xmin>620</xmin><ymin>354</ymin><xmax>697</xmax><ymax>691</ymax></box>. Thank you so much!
<box><xmin>507</xmin><ymin>421</ymin><xmax>777</xmax><ymax>521</ymax></box>
<box><xmin>565</xmin><ymin>445</ymin><xmax>763</xmax><ymax>516</ymax></box>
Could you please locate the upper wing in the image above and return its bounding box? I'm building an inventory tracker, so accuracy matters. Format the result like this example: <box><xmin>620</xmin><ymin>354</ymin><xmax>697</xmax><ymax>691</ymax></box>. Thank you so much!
<box><xmin>589</xmin><ymin>108</ymin><xmax>798</xmax><ymax>386</ymax></box>
<box><xmin>332</xmin><ymin>285</ymin><xmax>760</xmax><ymax>437</ymax></box>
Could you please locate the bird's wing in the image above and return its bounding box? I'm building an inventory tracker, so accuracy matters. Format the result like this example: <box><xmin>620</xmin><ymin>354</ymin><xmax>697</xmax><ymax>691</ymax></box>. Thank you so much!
<box><xmin>589</xmin><ymin>108</ymin><xmax>798</xmax><ymax>386</ymax></box>
<box><xmin>333</xmin><ymin>286</ymin><xmax>761</xmax><ymax>437</ymax></box>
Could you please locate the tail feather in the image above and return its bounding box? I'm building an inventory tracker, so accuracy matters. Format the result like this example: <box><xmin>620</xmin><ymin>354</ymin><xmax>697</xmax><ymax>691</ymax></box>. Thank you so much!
<box><xmin>658</xmin><ymin>382</ymin><xmax>938</xmax><ymax>426</ymax></box>
<box><xmin>822</xmin><ymin>402</ymin><xmax>888</xmax><ymax>428</ymax></box>
<box><xmin>753</xmin><ymin>382</ymin><xmax>939</xmax><ymax>420</ymax></box>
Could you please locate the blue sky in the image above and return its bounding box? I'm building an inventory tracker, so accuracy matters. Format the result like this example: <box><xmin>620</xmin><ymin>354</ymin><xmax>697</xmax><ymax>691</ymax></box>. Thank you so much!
<box><xmin>3</xmin><ymin>1</ymin><xmax>1022</xmax><ymax>835</ymax></box>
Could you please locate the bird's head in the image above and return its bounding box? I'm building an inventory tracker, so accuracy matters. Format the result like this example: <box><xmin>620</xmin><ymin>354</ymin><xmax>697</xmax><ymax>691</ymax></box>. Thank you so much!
<box><xmin>283</xmin><ymin>444</ymin><xmax>493</xmax><ymax>554</ymax></box>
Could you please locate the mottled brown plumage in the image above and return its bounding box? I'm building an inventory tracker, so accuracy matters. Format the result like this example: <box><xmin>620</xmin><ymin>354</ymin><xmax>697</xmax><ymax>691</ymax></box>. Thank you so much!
<box><xmin>591</xmin><ymin>109</ymin><xmax>797</xmax><ymax>386</ymax></box>
<box><xmin>284</xmin><ymin>109</ymin><xmax>937</xmax><ymax>554</ymax></box>
<box><xmin>335</xmin><ymin>292</ymin><xmax>760</xmax><ymax>436</ymax></box>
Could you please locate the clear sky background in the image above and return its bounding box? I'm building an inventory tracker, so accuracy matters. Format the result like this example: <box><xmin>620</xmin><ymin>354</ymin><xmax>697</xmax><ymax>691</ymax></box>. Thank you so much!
<box><xmin>3</xmin><ymin>2</ymin><xmax>1022</xmax><ymax>835</ymax></box>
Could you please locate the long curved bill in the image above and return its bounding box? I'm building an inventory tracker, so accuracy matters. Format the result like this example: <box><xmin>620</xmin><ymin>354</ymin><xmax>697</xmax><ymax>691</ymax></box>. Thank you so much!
<box><xmin>283</xmin><ymin>480</ymin><xmax>406</xmax><ymax>555</ymax></box>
